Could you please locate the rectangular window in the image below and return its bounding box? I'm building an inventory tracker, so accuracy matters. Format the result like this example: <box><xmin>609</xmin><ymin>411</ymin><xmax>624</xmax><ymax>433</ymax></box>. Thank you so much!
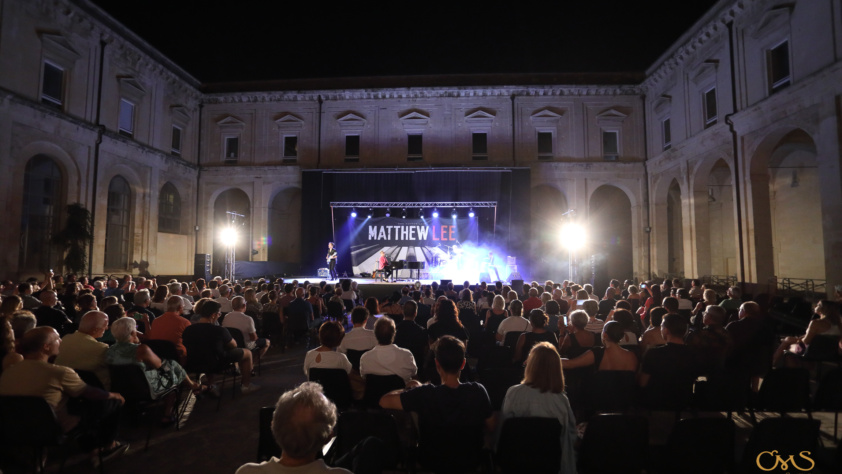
<box><xmin>283</xmin><ymin>136</ymin><xmax>298</xmax><ymax>159</ymax></box>
<box><xmin>171</xmin><ymin>126</ymin><xmax>182</xmax><ymax>155</ymax></box>
<box><xmin>602</xmin><ymin>130</ymin><xmax>619</xmax><ymax>161</ymax></box>
<box><xmin>345</xmin><ymin>135</ymin><xmax>360</xmax><ymax>159</ymax></box>
<box><xmin>118</xmin><ymin>99</ymin><xmax>135</xmax><ymax>137</ymax></box>
<box><xmin>662</xmin><ymin>117</ymin><xmax>672</xmax><ymax>150</ymax></box>
<box><xmin>537</xmin><ymin>132</ymin><xmax>553</xmax><ymax>159</ymax></box>
<box><xmin>407</xmin><ymin>134</ymin><xmax>423</xmax><ymax>161</ymax></box>
<box><xmin>224</xmin><ymin>136</ymin><xmax>239</xmax><ymax>163</ymax></box>
<box><xmin>41</xmin><ymin>61</ymin><xmax>64</xmax><ymax>108</ymax></box>
<box><xmin>703</xmin><ymin>87</ymin><xmax>717</xmax><ymax>128</ymax></box>
<box><xmin>472</xmin><ymin>132</ymin><xmax>487</xmax><ymax>160</ymax></box>
<box><xmin>768</xmin><ymin>40</ymin><xmax>791</xmax><ymax>93</ymax></box>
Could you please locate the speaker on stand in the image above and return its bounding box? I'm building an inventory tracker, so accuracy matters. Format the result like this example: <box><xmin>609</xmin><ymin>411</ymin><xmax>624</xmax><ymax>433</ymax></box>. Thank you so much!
<box><xmin>194</xmin><ymin>254</ymin><xmax>211</xmax><ymax>281</ymax></box>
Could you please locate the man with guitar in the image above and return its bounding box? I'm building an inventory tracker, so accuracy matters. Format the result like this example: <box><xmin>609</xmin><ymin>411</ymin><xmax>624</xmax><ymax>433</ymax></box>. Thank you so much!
<box><xmin>326</xmin><ymin>242</ymin><xmax>338</xmax><ymax>280</ymax></box>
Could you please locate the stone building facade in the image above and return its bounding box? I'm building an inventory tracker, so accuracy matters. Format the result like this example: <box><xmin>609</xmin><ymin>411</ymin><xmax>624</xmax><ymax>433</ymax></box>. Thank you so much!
<box><xmin>0</xmin><ymin>0</ymin><xmax>840</xmax><ymax>292</ymax></box>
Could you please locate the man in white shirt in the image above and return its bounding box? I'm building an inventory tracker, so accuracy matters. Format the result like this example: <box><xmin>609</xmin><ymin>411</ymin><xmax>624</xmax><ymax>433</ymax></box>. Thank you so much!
<box><xmin>215</xmin><ymin>285</ymin><xmax>234</xmax><ymax>313</ymax></box>
<box><xmin>496</xmin><ymin>300</ymin><xmax>532</xmax><ymax>342</ymax></box>
<box><xmin>360</xmin><ymin>317</ymin><xmax>417</xmax><ymax>382</ymax></box>
<box><xmin>338</xmin><ymin>307</ymin><xmax>377</xmax><ymax>353</ymax></box>
<box><xmin>222</xmin><ymin>296</ymin><xmax>270</xmax><ymax>358</ymax></box>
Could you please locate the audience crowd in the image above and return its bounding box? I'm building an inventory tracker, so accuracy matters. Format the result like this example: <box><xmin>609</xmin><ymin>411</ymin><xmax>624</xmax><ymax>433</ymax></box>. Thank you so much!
<box><xmin>1</xmin><ymin>271</ymin><xmax>840</xmax><ymax>473</ymax></box>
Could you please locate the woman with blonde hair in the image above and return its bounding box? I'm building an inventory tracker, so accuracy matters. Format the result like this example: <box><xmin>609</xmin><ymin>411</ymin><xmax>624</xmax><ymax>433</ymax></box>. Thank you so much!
<box><xmin>499</xmin><ymin>342</ymin><xmax>577</xmax><ymax>473</ymax></box>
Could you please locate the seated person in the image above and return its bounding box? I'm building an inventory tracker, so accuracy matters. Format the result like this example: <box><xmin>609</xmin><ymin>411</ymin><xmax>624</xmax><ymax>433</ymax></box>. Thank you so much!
<box><xmin>304</xmin><ymin>321</ymin><xmax>352</xmax><ymax>375</ymax></box>
<box><xmin>338</xmin><ymin>306</ymin><xmax>377</xmax><ymax>354</ymax></box>
<box><xmin>496</xmin><ymin>300</ymin><xmax>530</xmax><ymax>343</ymax></box>
<box><xmin>0</xmin><ymin>315</ymin><xmax>22</xmax><ymax>372</ymax></box>
<box><xmin>483</xmin><ymin>295</ymin><xmax>509</xmax><ymax>334</ymax></box>
<box><xmin>54</xmin><ymin>311</ymin><xmax>111</xmax><ymax>389</ymax></box>
<box><xmin>638</xmin><ymin>314</ymin><xmax>697</xmax><ymax>408</ymax></box>
<box><xmin>513</xmin><ymin>309</ymin><xmax>559</xmax><ymax>364</ymax></box>
<box><xmin>235</xmin><ymin>382</ymin><xmax>353</xmax><ymax>474</ymax></box>
<box><xmin>106</xmin><ymin>317</ymin><xmax>204</xmax><ymax>424</ymax></box>
<box><xmin>428</xmin><ymin>299</ymin><xmax>469</xmax><ymax>346</ymax></box>
<box><xmin>34</xmin><ymin>290</ymin><xmax>74</xmax><ymax>336</ymax></box>
<box><xmin>640</xmin><ymin>307</ymin><xmax>668</xmax><ymax>355</ymax></box>
<box><xmin>611</xmin><ymin>309</ymin><xmax>640</xmax><ymax>346</ymax></box>
<box><xmin>499</xmin><ymin>342</ymin><xmax>577</xmax><ymax>474</ymax></box>
<box><xmin>0</xmin><ymin>327</ymin><xmax>128</xmax><ymax>464</ymax></box>
<box><xmin>562</xmin><ymin>321</ymin><xmax>638</xmax><ymax>372</ymax></box>
<box><xmin>581</xmin><ymin>299</ymin><xmax>604</xmax><ymax>333</ymax></box>
<box><xmin>394</xmin><ymin>300</ymin><xmax>428</xmax><ymax>369</ymax></box>
<box><xmin>360</xmin><ymin>317</ymin><xmax>417</xmax><ymax>382</ymax></box>
<box><xmin>773</xmin><ymin>300</ymin><xmax>841</xmax><ymax>367</ymax></box>
<box><xmin>558</xmin><ymin>310</ymin><xmax>597</xmax><ymax>358</ymax></box>
<box><xmin>222</xmin><ymin>296</ymin><xmax>270</xmax><ymax>359</ymax></box>
<box><xmin>182</xmin><ymin>300</ymin><xmax>260</xmax><ymax>395</ymax></box>
<box><xmin>685</xmin><ymin>305</ymin><xmax>732</xmax><ymax>374</ymax></box>
<box><xmin>380</xmin><ymin>336</ymin><xmax>493</xmax><ymax>473</ymax></box>
<box><xmin>147</xmin><ymin>296</ymin><xmax>191</xmax><ymax>362</ymax></box>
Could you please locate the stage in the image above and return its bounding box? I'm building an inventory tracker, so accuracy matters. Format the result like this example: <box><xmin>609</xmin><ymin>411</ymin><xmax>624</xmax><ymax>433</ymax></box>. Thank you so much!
<box><xmin>285</xmin><ymin>275</ymin><xmax>511</xmax><ymax>302</ymax></box>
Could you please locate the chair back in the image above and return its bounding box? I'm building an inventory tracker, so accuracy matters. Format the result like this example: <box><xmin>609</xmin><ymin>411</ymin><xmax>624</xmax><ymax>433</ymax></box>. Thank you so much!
<box><xmin>308</xmin><ymin>368</ymin><xmax>352</xmax><ymax>412</ymax></box>
<box><xmin>74</xmin><ymin>369</ymin><xmax>105</xmax><ymax>389</ymax></box>
<box><xmin>345</xmin><ymin>349</ymin><xmax>368</xmax><ymax>372</ymax></box>
<box><xmin>0</xmin><ymin>396</ymin><xmax>65</xmax><ymax>446</ymax></box>
<box><xmin>459</xmin><ymin>308</ymin><xmax>481</xmax><ymax>333</ymax></box>
<box><xmin>754</xmin><ymin>367</ymin><xmax>811</xmax><ymax>413</ymax></box>
<box><xmin>418</xmin><ymin>423</ymin><xmax>485</xmax><ymax>473</ymax></box>
<box><xmin>260</xmin><ymin>311</ymin><xmax>283</xmax><ymax>338</ymax></box>
<box><xmin>803</xmin><ymin>335</ymin><xmax>841</xmax><ymax>361</ymax></box>
<box><xmin>502</xmin><ymin>330</ymin><xmax>522</xmax><ymax>348</ymax></box>
<box><xmin>110</xmin><ymin>363</ymin><xmax>158</xmax><ymax>401</ymax></box>
<box><xmin>333</xmin><ymin>410</ymin><xmax>402</xmax><ymax>468</ymax></box>
<box><xmin>578</xmin><ymin>414</ymin><xmax>648</xmax><ymax>474</ymax></box>
<box><xmin>362</xmin><ymin>374</ymin><xmax>405</xmax><ymax>409</ymax></box>
<box><xmin>326</xmin><ymin>301</ymin><xmax>345</xmax><ymax>320</ymax></box>
<box><xmin>145</xmin><ymin>339</ymin><xmax>180</xmax><ymax>362</ymax></box>
<box><xmin>496</xmin><ymin>417</ymin><xmax>562</xmax><ymax>473</ymax></box>
<box><xmin>741</xmin><ymin>418</ymin><xmax>820</xmax><ymax>473</ymax></box>
<box><xmin>480</xmin><ymin>367</ymin><xmax>524</xmax><ymax>411</ymax></box>
<box><xmin>582</xmin><ymin>370</ymin><xmax>636</xmax><ymax>413</ymax></box>
<box><xmin>257</xmin><ymin>406</ymin><xmax>281</xmax><ymax>462</ymax></box>
<box><xmin>227</xmin><ymin>326</ymin><xmax>247</xmax><ymax>348</ymax></box>
<box><xmin>662</xmin><ymin>418</ymin><xmax>735</xmax><ymax>474</ymax></box>
<box><xmin>812</xmin><ymin>367</ymin><xmax>842</xmax><ymax>410</ymax></box>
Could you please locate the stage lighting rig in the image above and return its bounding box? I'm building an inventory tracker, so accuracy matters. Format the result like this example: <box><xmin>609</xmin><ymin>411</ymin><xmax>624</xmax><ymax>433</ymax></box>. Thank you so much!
<box><xmin>350</xmin><ymin>209</ymin><xmax>357</xmax><ymax>217</ymax></box>
<box><xmin>432</xmin><ymin>209</ymin><xmax>439</xmax><ymax>218</ymax></box>
<box><xmin>468</xmin><ymin>208</ymin><xmax>475</xmax><ymax>218</ymax></box>
<box><xmin>367</xmin><ymin>208</ymin><xmax>373</xmax><ymax>218</ymax></box>
<box><xmin>419</xmin><ymin>209</ymin><xmax>425</xmax><ymax>219</ymax></box>
<box><xmin>451</xmin><ymin>208</ymin><xmax>457</xmax><ymax>219</ymax></box>
<box><xmin>385</xmin><ymin>208</ymin><xmax>391</xmax><ymax>217</ymax></box>
<box><xmin>401</xmin><ymin>208</ymin><xmax>407</xmax><ymax>219</ymax></box>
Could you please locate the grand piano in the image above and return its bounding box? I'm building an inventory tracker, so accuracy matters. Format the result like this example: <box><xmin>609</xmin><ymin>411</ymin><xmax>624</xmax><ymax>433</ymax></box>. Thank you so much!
<box><xmin>390</xmin><ymin>260</ymin><xmax>425</xmax><ymax>281</ymax></box>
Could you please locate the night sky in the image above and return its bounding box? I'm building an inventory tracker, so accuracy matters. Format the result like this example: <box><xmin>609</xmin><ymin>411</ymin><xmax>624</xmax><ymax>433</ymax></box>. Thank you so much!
<box><xmin>91</xmin><ymin>0</ymin><xmax>720</xmax><ymax>84</ymax></box>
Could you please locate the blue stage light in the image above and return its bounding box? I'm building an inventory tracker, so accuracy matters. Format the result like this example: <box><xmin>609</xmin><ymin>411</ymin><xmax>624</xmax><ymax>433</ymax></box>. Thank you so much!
<box><xmin>432</xmin><ymin>209</ymin><xmax>439</xmax><ymax>218</ymax></box>
<box><xmin>469</xmin><ymin>209</ymin><xmax>475</xmax><ymax>218</ymax></box>
<box><xmin>350</xmin><ymin>210</ymin><xmax>357</xmax><ymax>217</ymax></box>
<box><xmin>451</xmin><ymin>208</ymin><xmax>457</xmax><ymax>219</ymax></box>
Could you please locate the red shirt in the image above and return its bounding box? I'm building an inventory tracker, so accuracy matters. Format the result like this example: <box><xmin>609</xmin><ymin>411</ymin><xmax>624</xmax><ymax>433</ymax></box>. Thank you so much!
<box><xmin>378</xmin><ymin>255</ymin><xmax>387</xmax><ymax>269</ymax></box>
<box><xmin>523</xmin><ymin>296</ymin><xmax>543</xmax><ymax>314</ymax></box>
<box><xmin>148</xmin><ymin>311</ymin><xmax>191</xmax><ymax>360</ymax></box>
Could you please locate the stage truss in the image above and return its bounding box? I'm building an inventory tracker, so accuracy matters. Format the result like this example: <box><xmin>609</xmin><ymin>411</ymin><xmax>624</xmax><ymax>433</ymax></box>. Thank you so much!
<box><xmin>329</xmin><ymin>201</ymin><xmax>497</xmax><ymax>208</ymax></box>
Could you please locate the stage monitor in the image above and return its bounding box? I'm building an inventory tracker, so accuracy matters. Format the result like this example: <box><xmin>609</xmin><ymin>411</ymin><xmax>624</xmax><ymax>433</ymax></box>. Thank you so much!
<box><xmin>440</xmin><ymin>279</ymin><xmax>452</xmax><ymax>288</ymax></box>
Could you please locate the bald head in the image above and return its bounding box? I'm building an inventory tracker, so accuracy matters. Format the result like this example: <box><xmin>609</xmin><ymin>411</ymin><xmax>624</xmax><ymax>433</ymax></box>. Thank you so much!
<box><xmin>18</xmin><ymin>326</ymin><xmax>59</xmax><ymax>356</ymax></box>
<box><xmin>78</xmin><ymin>311</ymin><xmax>109</xmax><ymax>336</ymax></box>
<box><xmin>295</xmin><ymin>287</ymin><xmax>306</xmax><ymax>298</ymax></box>
<box><xmin>39</xmin><ymin>290</ymin><xmax>57</xmax><ymax>307</ymax></box>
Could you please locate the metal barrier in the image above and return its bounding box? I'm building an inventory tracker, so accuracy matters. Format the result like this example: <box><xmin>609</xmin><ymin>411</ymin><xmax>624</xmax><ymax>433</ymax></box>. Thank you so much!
<box><xmin>770</xmin><ymin>277</ymin><xmax>827</xmax><ymax>301</ymax></box>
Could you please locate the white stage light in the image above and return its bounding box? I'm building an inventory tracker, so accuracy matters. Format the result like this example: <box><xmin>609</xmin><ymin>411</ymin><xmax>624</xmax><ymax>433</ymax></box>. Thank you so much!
<box><xmin>402</xmin><ymin>208</ymin><xmax>407</xmax><ymax>219</ymax></box>
<box><xmin>385</xmin><ymin>208</ymin><xmax>391</xmax><ymax>217</ymax></box>
<box><xmin>367</xmin><ymin>208</ymin><xmax>373</xmax><ymax>218</ymax></box>
<box><xmin>468</xmin><ymin>208</ymin><xmax>475</xmax><ymax>218</ymax></box>
<box><xmin>220</xmin><ymin>227</ymin><xmax>238</xmax><ymax>247</ymax></box>
<box><xmin>432</xmin><ymin>209</ymin><xmax>439</xmax><ymax>218</ymax></box>
<box><xmin>351</xmin><ymin>209</ymin><xmax>357</xmax><ymax>217</ymax></box>
<box><xmin>451</xmin><ymin>208</ymin><xmax>457</xmax><ymax>219</ymax></box>
<box><xmin>561</xmin><ymin>223</ymin><xmax>586</xmax><ymax>250</ymax></box>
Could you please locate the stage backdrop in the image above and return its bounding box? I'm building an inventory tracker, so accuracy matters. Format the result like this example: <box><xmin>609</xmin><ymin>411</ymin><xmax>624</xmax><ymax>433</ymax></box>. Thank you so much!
<box><xmin>349</xmin><ymin>217</ymin><xmax>478</xmax><ymax>276</ymax></box>
<box><xmin>300</xmin><ymin>169</ymin><xmax>531</xmax><ymax>279</ymax></box>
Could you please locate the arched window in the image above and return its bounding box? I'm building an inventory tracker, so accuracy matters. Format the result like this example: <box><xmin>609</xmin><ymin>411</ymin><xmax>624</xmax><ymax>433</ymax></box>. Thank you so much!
<box><xmin>20</xmin><ymin>155</ymin><xmax>63</xmax><ymax>271</ymax></box>
<box><xmin>104</xmin><ymin>176</ymin><xmax>131</xmax><ymax>269</ymax></box>
<box><xmin>158</xmin><ymin>182</ymin><xmax>181</xmax><ymax>234</ymax></box>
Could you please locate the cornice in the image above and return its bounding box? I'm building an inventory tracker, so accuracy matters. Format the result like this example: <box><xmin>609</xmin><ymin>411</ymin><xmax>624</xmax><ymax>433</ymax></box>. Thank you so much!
<box><xmin>202</xmin><ymin>85</ymin><xmax>642</xmax><ymax>104</ymax></box>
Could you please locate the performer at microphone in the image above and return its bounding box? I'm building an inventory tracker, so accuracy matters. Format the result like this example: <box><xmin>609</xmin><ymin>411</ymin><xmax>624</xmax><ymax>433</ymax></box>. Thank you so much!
<box><xmin>326</xmin><ymin>242</ymin><xmax>338</xmax><ymax>280</ymax></box>
<box><xmin>485</xmin><ymin>251</ymin><xmax>501</xmax><ymax>282</ymax></box>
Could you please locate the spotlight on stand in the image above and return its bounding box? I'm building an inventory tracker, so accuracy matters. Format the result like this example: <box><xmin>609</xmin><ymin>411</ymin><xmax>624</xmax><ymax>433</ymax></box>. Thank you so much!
<box><xmin>451</xmin><ymin>208</ymin><xmax>457</xmax><ymax>219</ymax></box>
<box><xmin>561</xmin><ymin>223</ymin><xmax>586</xmax><ymax>251</ymax></box>
<box><xmin>468</xmin><ymin>208</ymin><xmax>475</xmax><ymax>218</ymax></box>
<box><xmin>367</xmin><ymin>208</ymin><xmax>373</xmax><ymax>218</ymax></box>
<box><xmin>350</xmin><ymin>209</ymin><xmax>357</xmax><ymax>218</ymax></box>
<box><xmin>385</xmin><ymin>208</ymin><xmax>391</xmax><ymax>217</ymax></box>
<box><xmin>432</xmin><ymin>209</ymin><xmax>439</xmax><ymax>218</ymax></box>
<box><xmin>220</xmin><ymin>227</ymin><xmax>238</xmax><ymax>247</ymax></box>
<box><xmin>401</xmin><ymin>208</ymin><xmax>407</xmax><ymax>219</ymax></box>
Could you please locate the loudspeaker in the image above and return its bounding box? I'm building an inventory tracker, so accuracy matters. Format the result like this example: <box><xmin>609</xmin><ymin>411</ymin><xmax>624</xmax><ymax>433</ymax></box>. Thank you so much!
<box><xmin>510</xmin><ymin>279</ymin><xmax>524</xmax><ymax>291</ymax></box>
<box><xmin>194</xmin><ymin>254</ymin><xmax>210</xmax><ymax>280</ymax></box>
<box><xmin>440</xmin><ymin>279</ymin><xmax>452</xmax><ymax>288</ymax></box>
